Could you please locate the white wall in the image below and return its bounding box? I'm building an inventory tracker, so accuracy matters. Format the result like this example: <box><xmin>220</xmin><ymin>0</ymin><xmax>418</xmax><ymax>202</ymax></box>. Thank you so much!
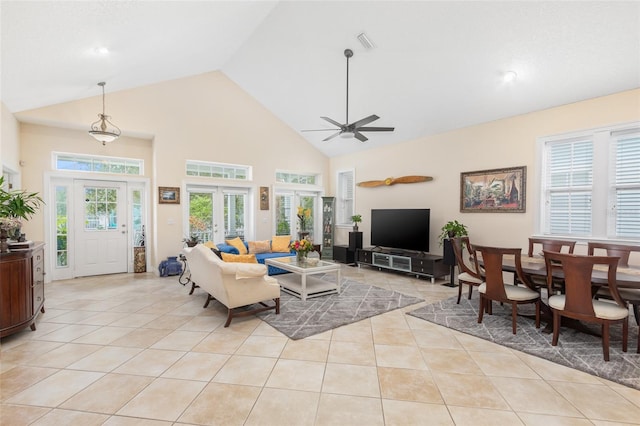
<box><xmin>1</xmin><ymin>101</ymin><xmax>22</xmax><ymax>185</ymax></box>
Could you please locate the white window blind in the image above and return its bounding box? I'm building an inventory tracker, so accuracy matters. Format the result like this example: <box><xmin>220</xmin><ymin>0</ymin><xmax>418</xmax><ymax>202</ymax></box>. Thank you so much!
<box><xmin>544</xmin><ymin>139</ymin><xmax>593</xmax><ymax>236</ymax></box>
<box><xmin>538</xmin><ymin>122</ymin><xmax>640</xmax><ymax>241</ymax></box>
<box><xmin>337</xmin><ymin>170</ymin><xmax>354</xmax><ymax>225</ymax></box>
<box><xmin>612</xmin><ymin>132</ymin><xmax>640</xmax><ymax>237</ymax></box>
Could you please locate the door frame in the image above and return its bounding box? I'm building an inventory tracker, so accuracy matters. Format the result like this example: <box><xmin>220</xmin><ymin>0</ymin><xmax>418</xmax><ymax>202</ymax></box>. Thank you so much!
<box><xmin>43</xmin><ymin>171</ymin><xmax>151</xmax><ymax>282</ymax></box>
<box><xmin>183</xmin><ymin>182</ymin><xmax>254</xmax><ymax>244</ymax></box>
<box><xmin>273</xmin><ymin>187</ymin><xmax>322</xmax><ymax>239</ymax></box>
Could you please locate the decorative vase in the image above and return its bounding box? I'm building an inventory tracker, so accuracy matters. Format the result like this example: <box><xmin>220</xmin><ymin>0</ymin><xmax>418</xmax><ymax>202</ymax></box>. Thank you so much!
<box><xmin>353</xmin><ymin>225</ymin><xmax>359</xmax><ymax>232</ymax></box>
<box><xmin>0</xmin><ymin>229</ymin><xmax>9</xmax><ymax>253</ymax></box>
<box><xmin>296</xmin><ymin>251</ymin><xmax>307</xmax><ymax>262</ymax></box>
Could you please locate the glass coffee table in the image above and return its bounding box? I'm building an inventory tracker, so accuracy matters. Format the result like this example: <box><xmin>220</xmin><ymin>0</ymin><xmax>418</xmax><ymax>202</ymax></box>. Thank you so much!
<box><xmin>265</xmin><ymin>256</ymin><xmax>341</xmax><ymax>301</ymax></box>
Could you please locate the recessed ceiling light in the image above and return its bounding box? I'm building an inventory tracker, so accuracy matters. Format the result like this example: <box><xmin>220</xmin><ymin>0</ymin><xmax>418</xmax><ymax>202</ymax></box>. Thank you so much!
<box><xmin>503</xmin><ymin>70</ymin><xmax>518</xmax><ymax>83</ymax></box>
<box><xmin>93</xmin><ymin>47</ymin><xmax>110</xmax><ymax>56</ymax></box>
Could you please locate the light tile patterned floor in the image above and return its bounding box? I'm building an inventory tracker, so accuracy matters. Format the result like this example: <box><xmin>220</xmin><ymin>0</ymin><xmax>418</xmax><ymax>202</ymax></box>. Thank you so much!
<box><xmin>1</xmin><ymin>266</ymin><xmax>640</xmax><ymax>425</ymax></box>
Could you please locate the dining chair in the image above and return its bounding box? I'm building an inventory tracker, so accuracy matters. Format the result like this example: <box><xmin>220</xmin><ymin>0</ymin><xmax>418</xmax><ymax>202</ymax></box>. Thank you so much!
<box><xmin>474</xmin><ymin>245</ymin><xmax>540</xmax><ymax>334</ymax></box>
<box><xmin>451</xmin><ymin>237</ymin><xmax>484</xmax><ymax>304</ymax></box>
<box><xmin>543</xmin><ymin>251</ymin><xmax>629</xmax><ymax>361</ymax></box>
<box><xmin>528</xmin><ymin>237</ymin><xmax>576</xmax><ymax>257</ymax></box>
<box><xmin>588</xmin><ymin>242</ymin><xmax>640</xmax><ymax>325</ymax></box>
<box><xmin>528</xmin><ymin>237</ymin><xmax>577</xmax><ymax>293</ymax></box>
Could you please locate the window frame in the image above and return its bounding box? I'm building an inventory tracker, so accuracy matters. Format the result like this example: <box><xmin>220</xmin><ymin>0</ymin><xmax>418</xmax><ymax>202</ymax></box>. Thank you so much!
<box><xmin>536</xmin><ymin>122</ymin><xmax>640</xmax><ymax>242</ymax></box>
<box><xmin>53</xmin><ymin>152</ymin><xmax>144</xmax><ymax>175</ymax></box>
<box><xmin>336</xmin><ymin>169</ymin><xmax>355</xmax><ymax>227</ymax></box>
<box><xmin>186</xmin><ymin>160</ymin><xmax>252</xmax><ymax>181</ymax></box>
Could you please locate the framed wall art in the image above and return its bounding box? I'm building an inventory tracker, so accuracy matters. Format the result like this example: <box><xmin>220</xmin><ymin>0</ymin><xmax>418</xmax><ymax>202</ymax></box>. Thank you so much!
<box><xmin>158</xmin><ymin>186</ymin><xmax>180</xmax><ymax>204</ymax></box>
<box><xmin>259</xmin><ymin>186</ymin><xmax>269</xmax><ymax>210</ymax></box>
<box><xmin>460</xmin><ymin>166</ymin><xmax>526</xmax><ymax>213</ymax></box>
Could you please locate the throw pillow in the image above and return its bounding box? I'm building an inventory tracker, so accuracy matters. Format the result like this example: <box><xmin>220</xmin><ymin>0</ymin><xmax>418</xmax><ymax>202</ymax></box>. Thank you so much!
<box><xmin>203</xmin><ymin>241</ymin><xmax>218</xmax><ymax>250</ymax></box>
<box><xmin>221</xmin><ymin>253</ymin><xmax>258</xmax><ymax>263</ymax></box>
<box><xmin>248</xmin><ymin>240</ymin><xmax>271</xmax><ymax>254</ymax></box>
<box><xmin>225</xmin><ymin>237</ymin><xmax>248</xmax><ymax>255</ymax></box>
<box><xmin>271</xmin><ymin>235</ymin><xmax>291</xmax><ymax>253</ymax></box>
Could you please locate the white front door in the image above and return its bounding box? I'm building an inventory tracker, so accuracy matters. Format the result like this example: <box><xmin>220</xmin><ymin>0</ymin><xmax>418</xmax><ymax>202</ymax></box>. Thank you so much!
<box><xmin>74</xmin><ymin>180</ymin><xmax>128</xmax><ymax>277</ymax></box>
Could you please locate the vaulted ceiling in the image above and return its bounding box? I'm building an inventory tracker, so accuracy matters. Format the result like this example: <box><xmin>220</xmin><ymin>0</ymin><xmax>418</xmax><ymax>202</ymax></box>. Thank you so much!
<box><xmin>2</xmin><ymin>1</ymin><xmax>639</xmax><ymax>157</ymax></box>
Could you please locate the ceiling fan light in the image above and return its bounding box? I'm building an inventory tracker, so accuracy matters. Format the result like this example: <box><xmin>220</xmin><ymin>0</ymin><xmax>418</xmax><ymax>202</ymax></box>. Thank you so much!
<box><xmin>340</xmin><ymin>131</ymin><xmax>355</xmax><ymax>139</ymax></box>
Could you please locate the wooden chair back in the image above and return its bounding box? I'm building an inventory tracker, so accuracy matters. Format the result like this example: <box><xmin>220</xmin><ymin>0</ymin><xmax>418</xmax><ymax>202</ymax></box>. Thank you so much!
<box><xmin>543</xmin><ymin>251</ymin><xmax>622</xmax><ymax>317</ymax></box>
<box><xmin>451</xmin><ymin>237</ymin><xmax>482</xmax><ymax>279</ymax></box>
<box><xmin>528</xmin><ymin>237</ymin><xmax>576</xmax><ymax>257</ymax></box>
<box><xmin>587</xmin><ymin>242</ymin><xmax>640</xmax><ymax>268</ymax></box>
<box><xmin>474</xmin><ymin>245</ymin><xmax>533</xmax><ymax>299</ymax></box>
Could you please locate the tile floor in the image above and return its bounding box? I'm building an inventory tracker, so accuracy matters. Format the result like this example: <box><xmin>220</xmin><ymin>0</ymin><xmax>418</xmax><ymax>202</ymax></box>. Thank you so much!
<box><xmin>1</xmin><ymin>265</ymin><xmax>639</xmax><ymax>425</ymax></box>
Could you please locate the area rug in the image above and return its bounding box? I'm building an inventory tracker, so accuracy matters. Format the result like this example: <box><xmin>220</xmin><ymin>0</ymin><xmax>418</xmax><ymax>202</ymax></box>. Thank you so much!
<box><xmin>258</xmin><ymin>279</ymin><xmax>423</xmax><ymax>340</ymax></box>
<box><xmin>408</xmin><ymin>294</ymin><xmax>640</xmax><ymax>390</ymax></box>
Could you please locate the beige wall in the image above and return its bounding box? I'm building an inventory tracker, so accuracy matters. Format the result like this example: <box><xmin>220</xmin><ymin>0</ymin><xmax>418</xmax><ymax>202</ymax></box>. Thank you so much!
<box><xmin>1</xmin><ymin>101</ymin><xmax>21</xmax><ymax>182</ymax></box>
<box><xmin>9</xmin><ymin>72</ymin><xmax>640</xmax><ymax>273</ymax></box>
<box><xmin>15</xmin><ymin>71</ymin><xmax>329</xmax><ymax>267</ymax></box>
<box><xmin>330</xmin><ymin>89</ymin><xmax>640</xmax><ymax>254</ymax></box>
<box><xmin>19</xmin><ymin>124</ymin><xmax>154</xmax><ymax>244</ymax></box>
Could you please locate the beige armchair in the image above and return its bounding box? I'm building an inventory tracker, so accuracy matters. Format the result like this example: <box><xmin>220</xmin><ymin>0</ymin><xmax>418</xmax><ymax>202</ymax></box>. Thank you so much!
<box><xmin>183</xmin><ymin>244</ymin><xmax>280</xmax><ymax>327</ymax></box>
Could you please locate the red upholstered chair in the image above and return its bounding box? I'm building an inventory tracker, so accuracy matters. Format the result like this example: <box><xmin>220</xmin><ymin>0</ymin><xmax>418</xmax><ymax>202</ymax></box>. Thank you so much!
<box><xmin>588</xmin><ymin>242</ymin><xmax>640</xmax><ymax>326</ymax></box>
<box><xmin>543</xmin><ymin>251</ymin><xmax>630</xmax><ymax>361</ymax></box>
<box><xmin>451</xmin><ymin>237</ymin><xmax>484</xmax><ymax>304</ymax></box>
<box><xmin>474</xmin><ymin>245</ymin><xmax>540</xmax><ymax>334</ymax></box>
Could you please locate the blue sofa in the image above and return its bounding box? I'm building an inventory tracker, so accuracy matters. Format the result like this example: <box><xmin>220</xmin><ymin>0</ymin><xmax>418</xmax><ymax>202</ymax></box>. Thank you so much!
<box><xmin>216</xmin><ymin>241</ymin><xmax>294</xmax><ymax>276</ymax></box>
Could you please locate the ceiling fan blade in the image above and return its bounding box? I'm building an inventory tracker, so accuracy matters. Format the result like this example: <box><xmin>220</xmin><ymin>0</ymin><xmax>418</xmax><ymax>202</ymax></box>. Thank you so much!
<box><xmin>301</xmin><ymin>129</ymin><xmax>339</xmax><ymax>132</ymax></box>
<box><xmin>350</xmin><ymin>114</ymin><xmax>379</xmax><ymax>128</ymax></box>
<box><xmin>323</xmin><ymin>131</ymin><xmax>343</xmax><ymax>141</ymax></box>
<box><xmin>357</xmin><ymin>180</ymin><xmax>386</xmax><ymax>187</ymax></box>
<box><xmin>320</xmin><ymin>116</ymin><xmax>344</xmax><ymax>128</ymax></box>
<box><xmin>392</xmin><ymin>176</ymin><xmax>434</xmax><ymax>184</ymax></box>
<box><xmin>357</xmin><ymin>126</ymin><xmax>395</xmax><ymax>132</ymax></box>
<box><xmin>354</xmin><ymin>131</ymin><xmax>368</xmax><ymax>142</ymax></box>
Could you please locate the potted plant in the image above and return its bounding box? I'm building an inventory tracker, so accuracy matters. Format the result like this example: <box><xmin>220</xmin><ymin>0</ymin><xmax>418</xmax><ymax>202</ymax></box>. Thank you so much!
<box><xmin>438</xmin><ymin>220</ymin><xmax>468</xmax><ymax>245</ymax></box>
<box><xmin>0</xmin><ymin>177</ymin><xmax>44</xmax><ymax>240</ymax></box>
<box><xmin>183</xmin><ymin>235</ymin><xmax>200</xmax><ymax>247</ymax></box>
<box><xmin>351</xmin><ymin>214</ymin><xmax>362</xmax><ymax>231</ymax></box>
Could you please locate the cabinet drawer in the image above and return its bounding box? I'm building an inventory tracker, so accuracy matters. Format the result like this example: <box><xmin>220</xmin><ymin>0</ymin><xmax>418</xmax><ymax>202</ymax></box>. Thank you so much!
<box><xmin>33</xmin><ymin>249</ymin><xmax>44</xmax><ymax>266</ymax></box>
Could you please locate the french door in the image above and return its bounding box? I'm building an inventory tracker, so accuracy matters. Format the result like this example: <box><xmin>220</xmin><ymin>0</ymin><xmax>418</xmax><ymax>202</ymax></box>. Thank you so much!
<box><xmin>274</xmin><ymin>190</ymin><xmax>319</xmax><ymax>240</ymax></box>
<box><xmin>186</xmin><ymin>185</ymin><xmax>249</xmax><ymax>244</ymax></box>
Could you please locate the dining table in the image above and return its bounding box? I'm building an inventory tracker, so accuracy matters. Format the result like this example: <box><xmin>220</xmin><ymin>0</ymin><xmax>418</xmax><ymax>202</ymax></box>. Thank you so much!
<box><xmin>500</xmin><ymin>255</ymin><xmax>640</xmax><ymax>290</ymax></box>
<box><xmin>481</xmin><ymin>254</ymin><xmax>640</xmax><ymax>334</ymax></box>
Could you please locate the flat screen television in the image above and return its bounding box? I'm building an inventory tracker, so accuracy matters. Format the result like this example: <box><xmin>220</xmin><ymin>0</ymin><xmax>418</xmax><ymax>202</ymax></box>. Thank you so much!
<box><xmin>371</xmin><ymin>209</ymin><xmax>430</xmax><ymax>252</ymax></box>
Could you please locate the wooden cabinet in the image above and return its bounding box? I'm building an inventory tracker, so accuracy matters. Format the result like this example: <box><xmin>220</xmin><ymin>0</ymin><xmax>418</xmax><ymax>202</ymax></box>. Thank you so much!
<box><xmin>0</xmin><ymin>243</ymin><xmax>45</xmax><ymax>338</ymax></box>
<box><xmin>356</xmin><ymin>247</ymin><xmax>449</xmax><ymax>283</ymax></box>
<box><xmin>321</xmin><ymin>197</ymin><xmax>335</xmax><ymax>260</ymax></box>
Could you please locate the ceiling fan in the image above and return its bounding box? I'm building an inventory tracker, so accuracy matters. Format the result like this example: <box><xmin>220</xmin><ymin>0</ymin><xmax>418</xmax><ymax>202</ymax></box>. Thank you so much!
<box><xmin>303</xmin><ymin>48</ymin><xmax>394</xmax><ymax>142</ymax></box>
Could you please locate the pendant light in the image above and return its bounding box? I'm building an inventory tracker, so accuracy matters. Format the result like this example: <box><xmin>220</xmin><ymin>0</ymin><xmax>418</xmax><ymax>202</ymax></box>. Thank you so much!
<box><xmin>88</xmin><ymin>82</ymin><xmax>121</xmax><ymax>145</ymax></box>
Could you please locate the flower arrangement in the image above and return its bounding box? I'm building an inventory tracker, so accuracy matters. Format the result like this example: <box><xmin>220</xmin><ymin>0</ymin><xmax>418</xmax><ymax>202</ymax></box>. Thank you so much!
<box><xmin>297</xmin><ymin>206</ymin><xmax>312</xmax><ymax>231</ymax></box>
<box><xmin>290</xmin><ymin>237</ymin><xmax>313</xmax><ymax>256</ymax></box>
<box><xmin>0</xmin><ymin>217</ymin><xmax>21</xmax><ymax>231</ymax></box>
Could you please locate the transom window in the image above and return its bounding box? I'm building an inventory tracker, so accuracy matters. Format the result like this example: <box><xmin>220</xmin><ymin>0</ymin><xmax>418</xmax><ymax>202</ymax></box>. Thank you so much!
<box><xmin>54</xmin><ymin>153</ymin><xmax>143</xmax><ymax>175</ymax></box>
<box><xmin>276</xmin><ymin>171</ymin><xmax>319</xmax><ymax>185</ymax></box>
<box><xmin>186</xmin><ymin>160</ymin><xmax>251</xmax><ymax>180</ymax></box>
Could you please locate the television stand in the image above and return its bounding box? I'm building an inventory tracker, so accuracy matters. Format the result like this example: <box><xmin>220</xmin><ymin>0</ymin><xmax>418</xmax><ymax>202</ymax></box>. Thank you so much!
<box><xmin>355</xmin><ymin>247</ymin><xmax>449</xmax><ymax>283</ymax></box>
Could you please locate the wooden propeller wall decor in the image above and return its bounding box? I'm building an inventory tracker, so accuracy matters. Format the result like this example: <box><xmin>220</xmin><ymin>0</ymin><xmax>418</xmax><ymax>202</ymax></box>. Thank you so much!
<box><xmin>357</xmin><ymin>176</ymin><xmax>433</xmax><ymax>187</ymax></box>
